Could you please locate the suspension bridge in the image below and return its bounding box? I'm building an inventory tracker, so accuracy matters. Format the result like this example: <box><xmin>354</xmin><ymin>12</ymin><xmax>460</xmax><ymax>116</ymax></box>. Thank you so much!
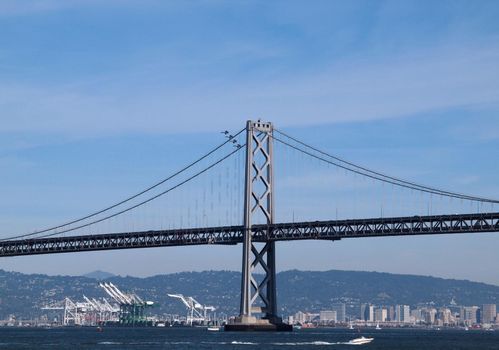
<box><xmin>1</xmin><ymin>120</ymin><xmax>498</xmax><ymax>331</ymax></box>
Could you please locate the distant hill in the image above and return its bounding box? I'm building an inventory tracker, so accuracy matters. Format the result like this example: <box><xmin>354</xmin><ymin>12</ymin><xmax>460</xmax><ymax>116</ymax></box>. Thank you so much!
<box><xmin>83</xmin><ymin>270</ymin><xmax>116</xmax><ymax>280</ymax></box>
<box><xmin>0</xmin><ymin>269</ymin><xmax>498</xmax><ymax>320</ymax></box>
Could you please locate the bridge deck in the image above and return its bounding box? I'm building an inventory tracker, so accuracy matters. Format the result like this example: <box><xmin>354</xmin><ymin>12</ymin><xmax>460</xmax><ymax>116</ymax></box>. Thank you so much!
<box><xmin>1</xmin><ymin>212</ymin><xmax>499</xmax><ymax>257</ymax></box>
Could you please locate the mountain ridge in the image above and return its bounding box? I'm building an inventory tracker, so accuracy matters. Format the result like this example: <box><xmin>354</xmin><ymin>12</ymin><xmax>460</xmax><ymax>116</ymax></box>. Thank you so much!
<box><xmin>82</xmin><ymin>270</ymin><xmax>116</xmax><ymax>280</ymax></box>
<box><xmin>0</xmin><ymin>269</ymin><xmax>497</xmax><ymax>319</ymax></box>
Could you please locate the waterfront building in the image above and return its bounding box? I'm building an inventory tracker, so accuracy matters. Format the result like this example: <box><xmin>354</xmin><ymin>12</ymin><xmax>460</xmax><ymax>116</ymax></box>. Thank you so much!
<box><xmin>396</xmin><ymin>305</ymin><xmax>411</xmax><ymax>323</ymax></box>
<box><xmin>437</xmin><ymin>308</ymin><xmax>452</xmax><ymax>326</ymax></box>
<box><xmin>367</xmin><ymin>305</ymin><xmax>374</xmax><ymax>322</ymax></box>
<box><xmin>307</xmin><ymin>313</ymin><xmax>319</xmax><ymax>323</ymax></box>
<box><xmin>293</xmin><ymin>311</ymin><xmax>319</xmax><ymax>324</ymax></box>
<box><xmin>402</xmin><ymin>305</ymin><xmax>411</xmax><ymax>323</ymax></box>
<box><xmin>361</xmin><ymin>304</ymin><xmax>374</xmax><ymax>322</ymax></box>
<box><xmin>462</xmin><ymin>306</ymin><xmax>480</xmax><ymax>325</ymax></box>
<box><xmin>360</xmin><ymin>304</ymin><xmax>365</xmax><ymax>321</ymax></box>
<box><xmin>374</xmin><ymin>308</ymin><xmax>387</xmax><ymax>322</ymax></box>
<box><xmin>294</xmin><ymin>311</ymin><xmax>306</xmax><ymax>324</ymax></box>
<box><xmin>421</xmin><ymin>308</ymin><xmax>437</xmax><ymax>325</ymax></box>
<box><xmin>360</xmin><ymin>304</ymin><xmax>366</xmax><ymax>321</ymax></box>
<box><xmin>320</xmin><ymin>310</ymin><xmax>337</xmax><ymax>324</ymax></box>
<box><xmin>410</xmin><ymin>309</ymin><xmax>421</xmax><ymax>323</ymax></box>
<box><xmin>331</xmin><ymin>303</ymin><xmax>346</xmax><ymax>323</ymax></box>
<box><xmin>482</xmin><ymin>304</ymin><xmax>497</xmax><ymax>324</ymax></box>
<box><xmin>387</xmin><ymin>306</ymin><xmax>395</xmax><ymax>322</ymax></box>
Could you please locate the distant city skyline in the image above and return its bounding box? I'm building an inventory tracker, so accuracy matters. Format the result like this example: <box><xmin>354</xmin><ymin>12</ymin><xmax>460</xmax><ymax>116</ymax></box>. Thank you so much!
<box><xmin>292</xmin><ymin>302</ymin><xmax>499</xmax><ymax>327</ymax></box>
<box><xmin>1</xmin><ymin>1</ymin><xmax>499</xmax><ymax>284</ymax></box>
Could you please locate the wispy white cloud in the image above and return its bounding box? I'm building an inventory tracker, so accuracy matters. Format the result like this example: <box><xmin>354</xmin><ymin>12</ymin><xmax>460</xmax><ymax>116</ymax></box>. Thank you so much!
<box><xmin>1</xmin><ymin>37</ymin><xmax>498</xmax><ymax>137</ymax></box>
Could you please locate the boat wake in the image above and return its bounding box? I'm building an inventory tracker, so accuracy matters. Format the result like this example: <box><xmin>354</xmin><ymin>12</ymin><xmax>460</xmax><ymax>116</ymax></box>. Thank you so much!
<box><xmin>201</xmin><ymin>341</ymin><xmax>259</xmax><ymax>345</ymax></box>
<box><xmin>202</xmin><ymin>337</ymin><xmax>373</xmax><ymax>346</ymax></box>
<box><xmin>271</xmin><ymin>337</ymin><xmax>374</xmax><ymax>346</ymax></box>
<box><xmin>272</xmin><ymin>341</ymin><xmax>340</xmax><ymax>346</ymax></box>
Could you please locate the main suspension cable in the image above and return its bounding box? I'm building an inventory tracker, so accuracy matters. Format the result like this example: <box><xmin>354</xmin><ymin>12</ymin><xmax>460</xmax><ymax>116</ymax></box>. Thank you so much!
<box><xmin>4</xmin><ymin>145</ymin><xmax>245</xmax><ymax>241</ymax></box>
<box><xmin>272</xmin><ymin>133</ymin><xmax>499</xmax><ymax>204</ymax></box>
<box><xmin>1</xmin><ymin>129</ymin><xmax>244</xmax><ymax>241</ymax></box>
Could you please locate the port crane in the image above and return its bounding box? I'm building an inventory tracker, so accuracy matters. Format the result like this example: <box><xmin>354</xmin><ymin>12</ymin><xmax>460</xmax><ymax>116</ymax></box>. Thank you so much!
<box><xmin>83</xmin><ymin>296</ymin><xmax>119</xmax><ymax>323</ymax></box>
<box><xmin>167</xmin><ymin>293</ymin><xmax>215</xmax><ymax>325</ymax></box>
<box><xmin>99</xmin><ymin>282</ymin><xmax>154</xmax><ymax>325</ymax></box>
<box><xmin>42</xmin><ymin>296</ymin><xmax>119</xmax><ymax>325</ymax></box>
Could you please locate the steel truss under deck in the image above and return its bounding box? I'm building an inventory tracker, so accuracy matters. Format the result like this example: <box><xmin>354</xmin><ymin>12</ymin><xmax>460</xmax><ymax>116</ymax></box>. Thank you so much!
<box><xmin>1</xmin><ymin>212</ymin><xmax>499</xmax><ymax>257</ymax></box>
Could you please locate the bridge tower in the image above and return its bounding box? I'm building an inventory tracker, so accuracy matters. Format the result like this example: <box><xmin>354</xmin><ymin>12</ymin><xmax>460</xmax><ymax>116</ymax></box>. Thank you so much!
<box><xmin>225</xmin><ymin>120</ymin><xmax>292</xmax><ymax>331</ymax></box>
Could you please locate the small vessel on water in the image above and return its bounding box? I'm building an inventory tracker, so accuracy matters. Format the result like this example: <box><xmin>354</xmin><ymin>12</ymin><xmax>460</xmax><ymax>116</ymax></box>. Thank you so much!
<box><xmin>207</xmin><ymin>326</ymin><xmax>221</xmax><ymax>331</ymax></box>
<box><xmin>375</xmin><ymin>323</ymin><xmax>381</xmax><ymax>330</ymax></box>
<box><xmin>349</xmin><ymin>336</ymin><xmax>374</xmax><ymax>345</ymax></box>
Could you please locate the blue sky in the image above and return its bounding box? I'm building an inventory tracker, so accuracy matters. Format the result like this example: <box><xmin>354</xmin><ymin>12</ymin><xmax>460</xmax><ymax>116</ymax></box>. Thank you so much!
<box><xmin>1</xmin><ymin>1</ymin><xmax>499</xmax><ymax>285</ymax></box>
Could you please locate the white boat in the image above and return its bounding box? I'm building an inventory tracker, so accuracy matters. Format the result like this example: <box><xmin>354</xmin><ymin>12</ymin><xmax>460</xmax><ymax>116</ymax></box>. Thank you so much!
<box><xmin>207</xmin><ymin>326</ymin><xmax>220</xmax><ymax>331</ymax></box>
<box><xmin>349</xmin><ymin>324</ymin><xmax>354</xmax><ymax>330</ymax></box>
<box><xmin>375</xmin><ymin>323</ymin><xmax>381</xmax><ymax>330</ymax></box>
<box><xmin>348</xmin><ymin>336</ymin><xmax>374</xmax><ymax>345</ymax></box>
